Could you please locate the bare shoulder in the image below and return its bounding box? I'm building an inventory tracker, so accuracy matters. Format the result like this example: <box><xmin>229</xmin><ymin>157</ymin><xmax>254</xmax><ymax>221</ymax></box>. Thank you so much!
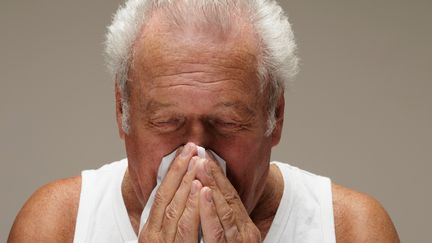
<box><xmin>332</xmin><ymin>183</ymin><xmax>400</xmax><ymax>243</ymax></box>
<box><xmin>8</xmin><ymin>176</ymin><xmax>82</xmax><ymax>242</ymax></box>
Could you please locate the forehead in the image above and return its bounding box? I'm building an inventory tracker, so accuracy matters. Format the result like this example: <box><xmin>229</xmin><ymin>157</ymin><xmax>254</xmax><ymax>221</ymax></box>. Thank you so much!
<box><xmin>130</xmin><ymin>13</ymin><xmax>261</xmax><ymax>85</ymax></box>
<box><xmin>127</xmin><ymin>15</ymin><xmax>265</xmax><ymax>115</ymax></box>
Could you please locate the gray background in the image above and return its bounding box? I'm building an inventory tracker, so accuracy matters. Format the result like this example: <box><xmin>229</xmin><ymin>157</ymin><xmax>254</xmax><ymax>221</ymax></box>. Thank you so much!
<box><xmin>1</xmin><ymin>1</ymin><xmax>431</xmax><ymax>242</ymax></box>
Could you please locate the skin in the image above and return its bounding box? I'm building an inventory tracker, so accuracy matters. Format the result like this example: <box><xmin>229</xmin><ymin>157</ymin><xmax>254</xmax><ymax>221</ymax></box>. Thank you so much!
<box><xmin>8</xmin><ymin>17</ymin><xmax>400</xmax><ymax>243</ymax></box>
<box><xmin>123</xmin><ymin>18</ymin><xmax>276</xmax><ymax>241</ymax></box>
<box><xmin>122</xmin><ymin>21</ymin><xmax>273</xmax><ymax>215</ymax></box>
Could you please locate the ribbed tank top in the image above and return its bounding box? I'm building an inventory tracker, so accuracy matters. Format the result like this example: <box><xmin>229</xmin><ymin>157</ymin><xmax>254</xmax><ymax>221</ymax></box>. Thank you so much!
<box><xmin>73</xmin><ymin>159</ymin><xmax>335</xmax><ymax>243</ymax></box>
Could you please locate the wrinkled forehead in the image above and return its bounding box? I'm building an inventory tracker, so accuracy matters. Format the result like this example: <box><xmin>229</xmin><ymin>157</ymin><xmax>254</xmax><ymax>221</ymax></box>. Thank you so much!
<box><xmin>129</xmin><ymin>13</ymin><xmax>262</xmax><ymax>90</ymax></box>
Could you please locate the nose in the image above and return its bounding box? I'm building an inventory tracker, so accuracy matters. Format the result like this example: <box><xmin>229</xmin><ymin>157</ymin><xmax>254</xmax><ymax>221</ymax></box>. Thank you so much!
<box><xmin>184</xmin><ymin>119</ymin><xmax>213</xmax><ymax>149</ymax></box>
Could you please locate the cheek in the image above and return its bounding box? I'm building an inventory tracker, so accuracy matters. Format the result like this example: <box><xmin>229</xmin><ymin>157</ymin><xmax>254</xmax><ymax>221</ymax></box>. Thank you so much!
<box><xmin>124</xmin><ymin>121</ymin><xmax>186</xmax><ymax>178</ymax></box>
<box><xmin>219</xmin><ymin>133</ymin><xmax>272</xmax><ymax>190</ymax></box>
<box><xmin>125</xmin><ymin>132</ymin><xmax>183</xmax><ymax>165</ymax></box>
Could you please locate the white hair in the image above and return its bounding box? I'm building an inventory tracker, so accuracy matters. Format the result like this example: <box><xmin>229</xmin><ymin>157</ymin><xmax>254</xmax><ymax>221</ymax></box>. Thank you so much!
<box><xmin>105</xmin><ymin>0</ymin><xmax>298</xmax><ymax>135</ymax></box>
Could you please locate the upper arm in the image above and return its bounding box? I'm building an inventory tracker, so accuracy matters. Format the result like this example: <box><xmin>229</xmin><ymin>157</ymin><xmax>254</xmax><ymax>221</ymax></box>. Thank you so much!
<box><xmin>332</xmin><ymin>183</ymin><xmax>400</xmax><ymax>243</ymax></box>
<box><xmin>8</xmin><ymin>176</ymin><xmax>81</xmax><ymax>243</ymax></box>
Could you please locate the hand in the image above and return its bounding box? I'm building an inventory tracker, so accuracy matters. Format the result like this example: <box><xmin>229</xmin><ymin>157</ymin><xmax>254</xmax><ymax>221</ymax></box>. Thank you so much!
<box><xmin>194</xmin><ymin>156</ymin><xmax>262</xmax><ymax>243</ymax></box>
<box><xmin>139</xmin><ymin>143</ymin><xmax>203</xmax><ymax>243</ymax></box>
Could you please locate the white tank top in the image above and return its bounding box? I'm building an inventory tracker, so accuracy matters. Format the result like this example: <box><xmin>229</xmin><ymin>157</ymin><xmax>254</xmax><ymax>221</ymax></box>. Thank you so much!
<box><xmin>73</xmin><ymin>159</ymin><xmax>336</xmax><ymax>243</ymax></box>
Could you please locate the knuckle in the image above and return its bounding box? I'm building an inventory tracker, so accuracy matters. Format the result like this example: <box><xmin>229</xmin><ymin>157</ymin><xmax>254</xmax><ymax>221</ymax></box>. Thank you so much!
<box><xmin>176</xmin><ymin>221</ymin><xmax>190</xmax><ymax>240</ymax></box>
<box><xmin>153</xmin><ymin>190</ymin><xmax>167</xmax><ymax>208</ymax></box>
<box><xmin>212</xmin><ymin>227</ymin><xmax>226</xmax><ymax>242</ymax></box>
<box><xmin>183</xmin><ymin>201</ymin><xmax>194</xmax><ymax>215</ymax></box>
<box><xmin>223</xmin><ymin>191</ymin><xmax>241</xmax><ymax>204</ymax></box>
<box><xmin>165</xmin><ymin>202</ymin><xmax>178</xmax><ymax>220</ymax></box>
<box><xmin>179</xmin><ymin>197</ymin><xmax>196</xmax><ymax>221</ymax></box>
<box><xmin>180</xmin><ymin>176</ymin><xmax>189</xmax><ymax>188</ymax></box>
<box><xmin>221</xmin><ymin>208</ymin><xmax>236</xmax><ymax>225</ymax></box>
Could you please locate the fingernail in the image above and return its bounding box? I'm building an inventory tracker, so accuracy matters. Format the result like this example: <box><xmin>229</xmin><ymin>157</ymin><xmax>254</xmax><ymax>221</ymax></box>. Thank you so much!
<box><xmin>188</xmin><ymin>156</ymin><xmax>198</xmax><ymax>171</ymax></box>
<box><xmin>204</xmin><ymin>187</ymin><xmax>212</xmax><ymax>202</ymax></box>
<box><xmin>191</xmin><ymin>180</ymin><xmax>199</xmax><ymax>195</ymax></box>
<box><xmin>181</xmin><ymin>142</ymin><xmax>194</xmax><ymax>157</ymax></box>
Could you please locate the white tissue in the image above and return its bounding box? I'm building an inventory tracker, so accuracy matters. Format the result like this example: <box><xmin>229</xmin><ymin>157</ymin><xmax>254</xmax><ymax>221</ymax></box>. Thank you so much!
<box><xmin>138</xmin><ymin>145</ymin><xmax>226</xmax><ymax>239</ymax></box>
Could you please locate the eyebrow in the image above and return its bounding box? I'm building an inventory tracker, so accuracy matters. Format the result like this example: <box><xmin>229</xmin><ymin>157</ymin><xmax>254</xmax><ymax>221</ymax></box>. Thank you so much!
<box><xmin>214</xmin><ymin>101</ymin><xmax>257</xmax><ymax>117</ymax></box>
<box><xmin>141</xmin><ymin>99</ymin><xmax>257</xmax><ymax>118</ymax></box>
<box><xmin>141</xmin><ymin>100</ymin><xmax>177</xmax><ymax>114</ymax></box>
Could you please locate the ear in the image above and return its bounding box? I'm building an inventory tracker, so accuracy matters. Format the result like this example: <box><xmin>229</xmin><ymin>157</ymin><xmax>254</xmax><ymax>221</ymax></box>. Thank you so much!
<box><xmin>115</xmin><ymin>82</ymin><xmax>126</xmax><ymax>140</ymax></box>
<box><xmin>271</xmin><ymin>94</ymin><xmax>285</xmax><ymax>146</ymax></box>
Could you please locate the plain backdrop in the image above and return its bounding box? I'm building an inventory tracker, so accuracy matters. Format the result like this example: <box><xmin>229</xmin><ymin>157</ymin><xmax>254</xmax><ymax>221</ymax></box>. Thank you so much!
<box><xmin>1</xmin><ymin>1</ymin><xmax>431</xmax><ymax>242</ymax></box>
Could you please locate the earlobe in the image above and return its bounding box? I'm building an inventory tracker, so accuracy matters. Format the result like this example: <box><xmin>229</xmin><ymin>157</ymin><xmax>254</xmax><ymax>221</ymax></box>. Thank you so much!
<box><xmin>271</xmin><ymin>94</ymin><xmax>285</xmax><ymax>146</ymax></box>
<box><xmin>115</xmin><ymin>82</ymin><xmax>126</xmax><ymax>140</ymax></box>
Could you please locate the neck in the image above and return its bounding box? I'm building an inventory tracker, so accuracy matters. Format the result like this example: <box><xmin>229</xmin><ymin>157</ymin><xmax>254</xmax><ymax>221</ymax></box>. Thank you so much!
<box><xmin>250</xmin><ymin>164</ymin><xmax>284</xmax><ymax>239</ymax></box>
<box><xmin>122</xmin><ymin>168</ymin><xmax>146</xmax><ymax>234</ymax></box>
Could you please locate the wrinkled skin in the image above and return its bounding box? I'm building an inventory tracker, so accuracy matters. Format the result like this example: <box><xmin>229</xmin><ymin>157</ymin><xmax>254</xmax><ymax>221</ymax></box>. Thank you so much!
<box><xmin>138</xmin><ymin>144</ymin><xmax>264</xmax><ymax>243</ymax></box>
<box><xmin>116</xmin><ymin>17</ymin><xmax>285</xmax><ymax>242</ymax></box>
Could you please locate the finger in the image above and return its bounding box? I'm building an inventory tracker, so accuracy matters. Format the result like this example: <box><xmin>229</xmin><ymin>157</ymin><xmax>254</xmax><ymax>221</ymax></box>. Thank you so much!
<box><xmin>146</xmin><ymin>142</ymin><xmax>197</xmax><ymax>230</ymax></box>
<box><xmin>201</xmin><ymin>164</ymin><xmax>257</xmax><ymax>243</ymax></box>
<box><xmin>196</xmin><ymin>158</ymin><xmax>247</xmax><ymax>213</ymax></box>
<box><xmin>200</xmin><ymin>187</ymin><xmax>226</xmax><ymax>243</ymax></box>
<box><xmin>194</xmin><ymin>156</ymin><xmax>219</xmax><ymax>187</ymax></box>
<box><xmin>161</xmin><ymin>156</ymin><xmax>200</xmax><ymax>240</ymax></box>
<box><xmin>198</xmin><ymin>158</ymin><xmax>244</xmax><ymax>230</ymax></box>
<box><xmin>204</xmin><ymin>150</ymin><xmax>225</xmax><ymax>172</ymax></box>
<box><xmin>211</xmin><ymin>188</ymin><xmax>240</xmax><ymax>241</ymax></box>
<box><xmin>207</xmin><ymin>160</ymin><xmax>240</xmax><ymax>204</ymax></box>
<box><xmin>196</xmin><ymin>158</ymin><xmax>250</xmax><ymax>224</ymax></box>
<box><xmin>174</xmin><ymin>180</ymin><xmax>202</xmax><ymax>242</ymax></box>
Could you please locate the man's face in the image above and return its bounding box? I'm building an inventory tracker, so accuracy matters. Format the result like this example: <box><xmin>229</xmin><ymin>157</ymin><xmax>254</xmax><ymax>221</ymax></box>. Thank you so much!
<box><xmin>118</xmin><ymin>24</ymin><xmax>281</xmax><ymax>212</ymax></box>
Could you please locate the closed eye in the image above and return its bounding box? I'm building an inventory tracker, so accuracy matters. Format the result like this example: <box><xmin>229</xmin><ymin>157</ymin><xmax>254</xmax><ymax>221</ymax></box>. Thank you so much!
<box><xmin>209</xmin><ymin>118</ymin><xmax>249</xmax><ymax>132</ymax></box>
<box><xmin>149</xmin><ymin>116</ymin><xmax>185</xmax><ymax>132</ymax></box>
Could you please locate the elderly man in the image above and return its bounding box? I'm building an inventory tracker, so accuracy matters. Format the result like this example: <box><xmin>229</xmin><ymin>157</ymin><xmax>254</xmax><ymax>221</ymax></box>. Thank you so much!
<box><xmin>9</xmin><ymin>0</ymin><xmax>399</xmax><ymax>242</ymax></box>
